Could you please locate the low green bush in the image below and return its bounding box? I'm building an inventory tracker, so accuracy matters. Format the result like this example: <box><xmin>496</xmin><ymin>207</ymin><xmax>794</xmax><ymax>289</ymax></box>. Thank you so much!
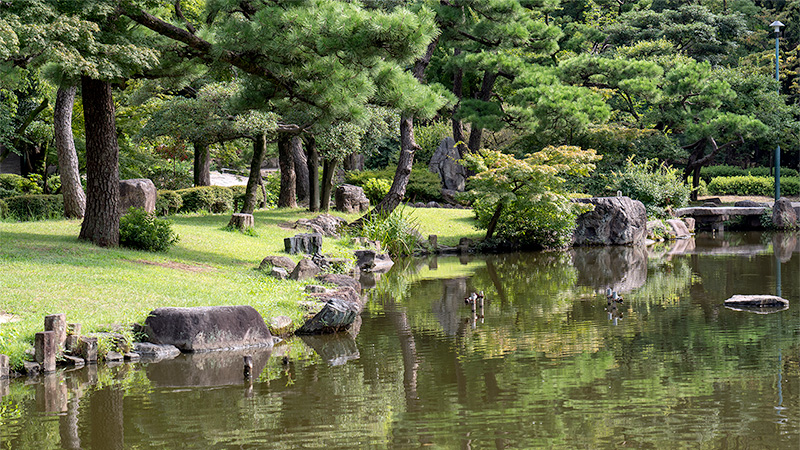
<box><xmin>3</xmin><ymin>195</ymin><xmax>64</xmax><ymax>221</ymax></box>
<box><xmin>359</xmin><ymin>205</ymin><xmax>420</xmax><ymax>256</ymax></box>
<box><xmin>155</xmin><ymin>190</ymin><xmax>183</xmax><ymax>216</ymax></box>
<box><xmin>700</xmin><ymin>165</ymin><xmax>799</xmax><ymax>183</ymax></box>
<box><xmin>0</xmin><ymin>173</ymin><xmax>42</xmax><ymax>194</ymax></box>
<box><xmin>707</xmin><ymin>175</ymin><xmax>800</xmax><ymax>196</ymax></box>
<box><xmin>0</xmin><ymin>198</ymin><xmax>7</xmax><ymax>218</ymax></box>
<box><xmin>363</xmin><ymin>178</ymin><xmax>391</xmax><ymax>203</ymax></box>
<box><xmin>177</xmin><ymin>186</ymin><xmax>234</xmax><ymax>213</ymax></box>
<box><xmin>602</xmin><ymin>158</ymin><xmax>691</xmax><ymax>218</ymax></box>
<box><xmin>346</xmin><ymin>165</ymin><xmax>443</xmax><ymax>203</ymax></box>
<box><xmin>119</xmin><ymin>207</ymin><xmax>180</xmax><ymax>252</ymax></box>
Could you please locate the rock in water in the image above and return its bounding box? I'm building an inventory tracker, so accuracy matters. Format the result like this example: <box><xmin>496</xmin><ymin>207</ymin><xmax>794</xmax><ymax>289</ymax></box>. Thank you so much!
<box><xmin>295</xmin><ymin>298</ymin><xmax>361</xmax><ymax>335</ymax></box>
<box><xmin>572</xmin><ymin>197</ymin><xmax>647</xmax><ymax>246</ymax></box>
<box><xmin>144</xmin><ymin>305</ymin><xmax>274</xmax><ymax>352</ymax></box>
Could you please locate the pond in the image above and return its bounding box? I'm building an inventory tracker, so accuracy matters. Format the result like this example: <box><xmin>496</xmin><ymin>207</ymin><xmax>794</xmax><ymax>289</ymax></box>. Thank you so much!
<box><xmin>1</xmin><ymin>232</ymin><xmax>798</xmax><ymax>449</ymax></box>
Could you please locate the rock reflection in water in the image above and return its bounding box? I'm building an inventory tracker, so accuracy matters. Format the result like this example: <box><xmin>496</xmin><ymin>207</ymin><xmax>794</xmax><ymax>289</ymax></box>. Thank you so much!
<box><xmin>299</xmin><ymin>333</ymin><xmax>360</xmax><ymax>366</ymax></box>
<box><xmin>571</xmin><ymin>245</ymin><xmax>648</xmax><ymax>293</ymax></box>
<box><xmin>145</xmin><ymin>348</ymin><xmax>272</xmax><ymax>387</ymax></box>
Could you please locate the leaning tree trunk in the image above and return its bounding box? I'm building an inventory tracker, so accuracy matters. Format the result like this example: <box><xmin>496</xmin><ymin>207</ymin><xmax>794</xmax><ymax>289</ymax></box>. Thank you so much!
<box><xmin>306</xmin><ymin>135</ymin><xmax>320</xmax><ymax>212</ymax></box>
<box><xmin>277</xmin><ymin>133</ymin><xmax>297</xmax><ymax>208</ymax></box>
<box><xmin>240</xmin><ymin>133</ymin><xmax>266</xmax><ymax>214</ymax></box>
<box><xmin>292</xmin><ymin>136</ymin><xmax>309</xmax><ymax>205</ymax></box>
<box><xmin>78</xmin><ymin>76</ymin><xmax>119</xmax><ymax>247</ymax></box>
<box><xmin>193</xmin><ymin>141</ymin><xmax>211</xmax><ymax>186</ymax></box>
<box><xmin>320</xmin><ymin>158</ymin><xmax>338</xmax><ymax>212</ymax></box>
<box><xmin>54</xmin><ymin>85</ymin><xmax>86</xmax><ymax>219</ymax></box>
<box><xmin>466</xmin><ymin>71</ymin><xmax>499</xmax><ymax>153</ymax></box>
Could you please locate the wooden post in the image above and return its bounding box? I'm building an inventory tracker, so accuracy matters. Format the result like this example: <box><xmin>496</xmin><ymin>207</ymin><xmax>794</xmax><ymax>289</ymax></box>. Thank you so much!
<box><xmin>45</xmin><ymin>314</ymin><xmax>67</xmax><ymax>351</ymax></box>
<box><xmin>243</xmin><ymin>355</ymin><xmax>253</xmax><ymax>379</ymax></box>
<box><xmin>35</xmin><ymin>331</ymin><xmax>57</xmax><ymax>373</ymax></box>
<box><xmin>0</xmin><ymin>354</ymin><xmax>8</xmax><ymax>380</ymax></box>
<box><xmin>428</xmin><ymin>234</ymin><xmax>438</xmax><ymax>250</ymax></box>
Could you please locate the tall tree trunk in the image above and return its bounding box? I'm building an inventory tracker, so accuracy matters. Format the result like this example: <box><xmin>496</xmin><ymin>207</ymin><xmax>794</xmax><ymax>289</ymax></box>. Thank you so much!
<box><xmin>240</xmin><ymin>133</ymin><xmax>266</xmax><ymax>214</ymax></box>
<box><xmin>292</xmin><ymin>136</ymin><xmax>309</xmax><ymax>205</ymax></box>
<box><xmin>467</xmin><ymin>71</ymin><xmax>499</xmax><ymax>153</ymax></box>
<box><xmin>351</xmin><ymin>37</ymin><xmax>438</xmax><ymax>227</ymax></box>
<box><xmin>320</xmin><ymin>158</ymin><xmax>337</xmax><ymax>212</ymax></box>
<box><xmin>193</xmin><ymin>142</ymin><xmax>211</xmax><ymax>186</ymax></box>
<box><xmin>277</xmin><ymin>133</ymin><xmax>297</xmax><ymax>208</ymax></box>
<box><xmin>306</xmin><ymin>136</ymin><xmax>320</xmax><ymax>212</ymax></box>
<box><xmin>54</xmin><ymin>86</ymin><xmax>86</xmax><ymax>219</ymax></box>
<box><xmin>78</xmin><ymin>76</ymin><xmax>119</xmax><ymax>247</ymax></box>
<box><xmin>451</xmin><ymin>48</ymin><xmax>468</xmax><ymax>158</ymax></box>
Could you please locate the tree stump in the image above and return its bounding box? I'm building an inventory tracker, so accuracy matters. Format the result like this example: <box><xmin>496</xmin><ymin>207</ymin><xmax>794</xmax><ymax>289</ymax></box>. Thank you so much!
<box><xmin>228</xmin><ymin>213</ymin><xmax>255</xmax><ymax>231</ymax></box>
<box><xmin>284</xmin><ymin>233</ymin><xmax>323</xmax><ymax>254</ymax></box>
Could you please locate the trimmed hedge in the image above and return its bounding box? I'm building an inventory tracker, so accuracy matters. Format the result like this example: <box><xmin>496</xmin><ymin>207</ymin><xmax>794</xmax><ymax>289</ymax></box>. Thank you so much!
<box><xmin>0</xmin><ymin>173</ymin><xmax>41</xmax><ymax>194</ymax></box>
<box><xmin>2</xmin><ymin>195</ymin><xmax>64</xmax><ymax>221</ymax></box>
<box><xmin>707</xmin><ymin>175</ymin><xmax>800</xmax><ymax>197</ymax></box>
<box><xmin>155</xmin><ymin>190</ymin><xmax>183</xmax><ymax>216</ymax></box>
<box><xmin>700</xmin><ymin>165</ymin><xmax>799</xmax><ymax>183</ymax></box>
<box><xmin>0</xmin><ymin>198</ymin><xmax>7</xmax><ymax>218</ymax></box>
<box><xmin>345</xmin><ymin>165</ymin><xmax>443</xmax><ymax>203</ymax></box>
<box><xmin>176</xmin><ymin>186</ymin><xmax>234</xmax><ymax>213</ymax></box>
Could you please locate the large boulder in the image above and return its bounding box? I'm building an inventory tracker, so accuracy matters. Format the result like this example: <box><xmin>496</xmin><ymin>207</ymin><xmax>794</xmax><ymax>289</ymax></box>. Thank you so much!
<box><xmin>665</xmin><ymin>219</ymin><xmax>692</xmax><ymax>238</ymax></box>
<box><xmin>335</xmin><ymin>184</ymin><xmax>370</xmax><ymax>213</ymax></box>
<box><xmin>428</xmin><ymin>137</ymin><xmax>467</xmax><ymax>191</ymax></box>
<box><xmin>143</xmin><ymin>305</ymin><xmax>274</xmax><ymax>352</ymax></box>
<box><xmin>292</xmin><ymin>214</ymin><xmax>348</xmax><ymax>237</ymax></box>
<box><xmin>259</xmin><ymin>255</ymin><xmax>296</xmax><ymax>272</ymax></box>
<box><xmin>772</xmin><ymin>197</ymin><xmax>798</xmax><ymax>229</ymax></box>
<box><xmin>119</xmin><ymin>178</ymin><xmax>156</xmax><ymax>215</ymax></box>
<box><xmin>572</xmin><ymin>197</ymin><xmax>647</xmax><ymax>246</ymax></box>
<box><xmin>289</xmin><ymin>257</ymin><xmax>321</xmax><ymax>280</ymax></box>
<box><xmin>316</xmin><ymin>273</ymin><xmax>361</xmax><ymax>291</ymax></box>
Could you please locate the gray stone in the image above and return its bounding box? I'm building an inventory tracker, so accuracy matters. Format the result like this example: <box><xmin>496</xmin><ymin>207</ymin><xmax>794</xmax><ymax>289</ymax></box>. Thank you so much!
<box><xmin>458</xmin><ymin>237</ymin><xmax>473</xmax><ymax>254</ymax></box>
<box><xmin>76</xmin><ymin>337</ymin><xmax>98</xmax><ymax>363</ymax></box>
<box><xmin>87</xmin><ymin>332</ymin><xmax>130</xmax><ymax>353</ymax></box>
<box><xmin>666</xmin><ymin>219</ymin><xmax>691</xmax><ymax>238</ymax></box>
<box><xmin>23</xmin><ymin>361</ymin><xmax>41</xmax><ymax>377</ymax></box>
<box><xmin>124</xmin><ymin>352</ymin><xmax>140</xmax><ymax>361</ymax></box>
<box><xmin>144</xmin><ymin>305</ymin><xmax>274</xmax><ymax>352</ymax></box>
<box><xmin>119</xmin><ymin>178</ymin><xmax>157</xmax><ymax>216</ymax></box>
<box><xmin>317</xmin><ymin>273</ymin><xmax>362</xmax><ymax>291</ymax></box>
<box><xmin>105</xmin><ymin>351</ymin><xmax>124</xmax><ymax>362</ymax></box>
<box><xmin>572</xmin><ymin>197</ymin><xmax>647</xmax><ymax>246</ymax></box>
<box><xmin>734</xmin><ymin>200</ymin><xmax>768</xmax><ymax>207</ymax></box>
<box><xmin>354</xmin><ymin>249</ymin><xmax>377</xmax><ymax>271</ymax></box>
<box><xmin>772</xmin><ymin>197</ymin><xmax>798</xmax><ymax>229</ymax></box>
<box><xmin>428</xmin><ymin>137</ymin><xmax>467</xmax><ymax>191</ymax></box>
<box><xmin>44</xmin><ymin>314</ymin><xmax>67</xmax><ymax>351</ymax></box>
<box><xmin>284</xmin><ymin>233</ymin><xmax>323</xmax><ymax>255</ymax></box>
<box><xmin>65</xmin><ymin>323</ymin><xmax>81</xmax><ymax>352</ymax></box>
<box><xmin>335</xmin><ymin>184</ymin><xmax>370</xmax><ymax>213</ymax></box>
<box><xmin>133</xmin><ymin>342</ymin><xmax>181</xmax><ymax>362</ymax></box>
<box><xmin>293</xmin><ymin>214</ymin><xmax>348</xmax><ymax>237</ymax></box>
<box><xmin>305</xmin><ymin>284</ymin><xmax>328</xmax><ymax>293</ymax></box>
<box><xmin>311</xmin><ymin>254</ymin><xmax>352</xmax><ymax>272</ymax></box>
<box><xmin>684</xmin><ymin>217</ymin><xmax>696</xmax><ymax>232</ymax></box>
<box><xmin>295</xmin><ymin>297</ymin><xmax>361</xmax><ymax>335</ymax></box>
<box><xmin>289</xmin><ymin>258</ymin><xmax>321</xmax><ymax>281</ymax></box>
<box><xmin>259</xmin><ymin>255</ymin><xmax>296</xmax><ymax>272</ymax></box>
<box><xmin>703</xmin><ymin>197</ymin><xmax>723</xmax><ymax>205</ymax></box>
<box><xmin>35</xmin><ymin>331</ymin><xmax>57</xmax><ymax>373</ymax></box>
<box><xmin>724</xmin><ymin>295</ymin><xmax>788</xmax><ymax>307</ymax></box>
<box><xmin>268</xmin><ymin>316</ymin><xmax>293</xmax><ymax>336</ymax></box>
<box><xmin>60</xmin><ymin>355</ymin><xmax>85</xmax><ymax>367</ymax></box>
<box><xmin>270</xmin><ymin>267</ymin><xmax>289</xmax><ymax>280</ymax></box>
<box><xmin>307</xmin><ymin>286</ymin><xmax>364</xmax><ymax>309</ymax></box>
<box><xmin>426</xmin><ymin>201</ymin><xmax>440</xmax><ymax>208</ymax></box>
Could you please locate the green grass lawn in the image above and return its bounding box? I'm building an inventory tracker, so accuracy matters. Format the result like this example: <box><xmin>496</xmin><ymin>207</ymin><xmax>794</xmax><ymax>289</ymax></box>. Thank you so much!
<box><xmin>0</xmin><ymin>207</ymin><xmax>479</xmax><ymax>368</ymax></box>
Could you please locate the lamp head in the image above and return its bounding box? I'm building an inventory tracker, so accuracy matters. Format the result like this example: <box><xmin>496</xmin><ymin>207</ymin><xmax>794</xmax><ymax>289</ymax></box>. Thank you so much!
<box><xmin>771</xmin><ymin>20</ymin><xmax>785</xmax><ymax>35</ymax></box>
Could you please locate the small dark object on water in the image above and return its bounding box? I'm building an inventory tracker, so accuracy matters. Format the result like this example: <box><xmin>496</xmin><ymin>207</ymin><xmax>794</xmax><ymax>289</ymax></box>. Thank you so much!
<box><xmin>243</xmin><ymin>355</ymin><xmax>253</xmax><ymax>379</ymax></box>
<box><xmin>606</xmin><ymin>289</ymin><xmax>624</xmax><ymax>306</ymax></box>
<box><xmin>464</xmin><ymin>291</ymin><xmax>485</xmax><ymax>305</ymax></box>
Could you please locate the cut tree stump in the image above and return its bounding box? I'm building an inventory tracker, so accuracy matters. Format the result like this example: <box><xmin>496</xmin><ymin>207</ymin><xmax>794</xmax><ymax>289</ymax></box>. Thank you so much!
<box><xmin>228</xmin><ymin>213</ymin><xmax>254</xmax><ymax>231</ymax></box>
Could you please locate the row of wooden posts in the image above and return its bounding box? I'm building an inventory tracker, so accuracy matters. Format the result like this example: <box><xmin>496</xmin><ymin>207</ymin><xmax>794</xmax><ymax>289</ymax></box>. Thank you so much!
<box><xmin>0</xmin><ymin>313</ymin><xmax>99</xmax><ymax>379</ymax></box>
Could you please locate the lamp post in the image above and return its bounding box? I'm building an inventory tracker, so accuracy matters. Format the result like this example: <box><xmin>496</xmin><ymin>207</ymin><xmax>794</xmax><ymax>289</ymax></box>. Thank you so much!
<box><xmin>771</xmin><ymin>20</ymin><xmax>784</xmax><ymax>201</ymax></box>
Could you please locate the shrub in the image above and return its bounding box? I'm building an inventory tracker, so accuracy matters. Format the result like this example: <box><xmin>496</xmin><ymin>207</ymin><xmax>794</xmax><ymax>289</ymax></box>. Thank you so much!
<box><xmin>700</xmin><ymin>165</ymin><xmax>799</xmax><ymax>183</ymax></box>
<box><xmin>603</xmin><ymin>157</ymin><xmax>691</xmax><ymax>218</ymax></box>
<box><xmin>414</xmin><ymin>120</ymin><xmax>450</xmax><ymax>166</ymax></box>
<box><xmin>359</xmin><ymin>205</ymin><xmax>421</xmax><ymax>256</ymax></box>
<box><xmin>363</xmin><ymin>178</ymin><xmax>391</xmax><ymax>203</ymax></box>
<box><xmin>155</xmin><ymin>190</ymin><xmax>183</xmax><ymax>216</ymax></box>
<box><xmin>0</xmin><ymin>198</ymin><xmax>7</xmax><ymax>219</ymax></box>
<box><xmin>346</xmin><ymin>165</ymin><xmax>443</xmax><ymax>203</ymax></box>
<box><xmin>707</xmin><ymin>176</ymin><xmax>800</xmax><ymax>196</ymax></box>
<box><xmin>119</xmin><ymin>207</ymin><xmax>180</xmax><ymax>252</ymax></box>
<box><xmin>3</xmin><ymin>195</ymin><xmax>64</xmax><ymax>221</ymax></box>
<box><xmin>0</xmin><ymin>173</ymin><xmax>41</xmax><ymax>194</ymax></box>
<box><xmin>177</xmin><ymin>186</ymin><xmax>234</xmax><ymax>213</ymax></box>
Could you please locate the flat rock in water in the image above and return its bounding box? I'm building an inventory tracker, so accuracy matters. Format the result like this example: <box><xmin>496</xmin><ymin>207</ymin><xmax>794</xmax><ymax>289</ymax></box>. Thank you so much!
<box><xmin>133</xmin><ymin>342</ymin><xmax>181</xmax><ymax>362</ymax></box>
<box><xmin>144</xmin><ymin>305</ymin><xmax>274</xmax><ymax>352</ymax></box>
<box><xmin>723</xmin><ymin>295</ymin><xmax>788</xmax><ymax>308</ymax></box>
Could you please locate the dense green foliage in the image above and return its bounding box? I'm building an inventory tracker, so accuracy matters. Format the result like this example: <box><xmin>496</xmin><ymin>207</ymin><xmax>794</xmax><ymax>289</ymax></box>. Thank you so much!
<box><xmin>602</xmin><ymin>158</ymin><xmax>691</xmax><ymax>217</ymax></box>
<box><xmin>707</xmin><ymin>175</ymin><xmax>800</xmax><ymax>196</ymax></box>
<box><xmin>358</xmin><ymin>205</ymin><xmax>421</xmax><ymax>256</ymax></box>
<box><xmin>462</xmin><ymin>146</ymin><xmax>600</xmax><ymax>249</ymax></box>
<box><xmin>1</xmin><ymin>194</ymin><xmax>63</xmax><ymax>221</ymax></box>
<box><xmin>345</xmin><ymin>165</ymin><xmax>443</xmax><ymax>203</ymax></box>
<box><xmin>119</xmin><ymin>207</ymin><xmax>179</xmax><ymax>252</ymax></box>
<box><xmin>700</xmin><ymin>165</ymin><xmax>800</xmax><ymax>182</ymax></box>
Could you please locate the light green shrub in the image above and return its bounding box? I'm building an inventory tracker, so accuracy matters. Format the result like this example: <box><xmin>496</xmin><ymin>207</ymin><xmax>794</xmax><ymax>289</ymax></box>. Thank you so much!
<box><xmin>119</xmin><ymin>207</ymin><xmax>180</xmax><ymax>252</ymax></box>
<box><xmin>3</xmin><ymin>195</ymin><xmax>64</xmax><ymax>221</ymax></box>
<box><xmin>707</xmin><ymin>176</ymin><xmax>799</xmax><ymax>196</ymax></box>
<box><xmin>604</xmin><ymin>157</ymin><xmax>691</xmax><ymax>218</ymax></box>
<box><xmin>363</xmin><ymin>178</ymin><xmax>391</xmax><ymax>203</ymax></box>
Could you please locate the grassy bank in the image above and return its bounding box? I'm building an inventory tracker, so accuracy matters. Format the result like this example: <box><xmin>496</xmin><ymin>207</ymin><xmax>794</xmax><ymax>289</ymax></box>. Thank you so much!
<box><xmin>0</xmin><ymin>206</ymin><xmax>480</xmax><ymax>369</ymax></box>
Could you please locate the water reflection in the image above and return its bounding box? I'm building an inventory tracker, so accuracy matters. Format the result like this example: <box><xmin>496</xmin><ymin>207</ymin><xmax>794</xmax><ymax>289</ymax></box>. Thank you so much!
<box><xmin>1</xmin><ymin>232</ymin><xmax>798</xmax><ymax>449</ymax></box>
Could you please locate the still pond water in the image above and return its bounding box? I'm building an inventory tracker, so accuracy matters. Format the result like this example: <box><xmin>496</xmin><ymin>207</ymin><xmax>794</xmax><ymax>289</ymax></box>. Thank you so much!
<box><xmin>1</xmin><ymin>232</ymin><xmax>798</xmax><ymax>449</ymax></box>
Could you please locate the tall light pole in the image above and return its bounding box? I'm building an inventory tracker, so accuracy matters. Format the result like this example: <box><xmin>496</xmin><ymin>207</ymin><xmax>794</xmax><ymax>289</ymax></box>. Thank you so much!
<box><xmin>771</xmin><ymin>20</ymin><xmax>784</xmax><ymax>201</ymax></box>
